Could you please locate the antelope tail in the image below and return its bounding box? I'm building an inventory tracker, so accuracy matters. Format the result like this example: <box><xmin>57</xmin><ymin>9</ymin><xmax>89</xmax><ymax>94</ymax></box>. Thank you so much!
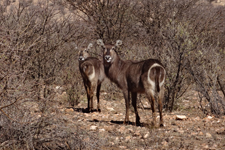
<box><xmin>155</xmin><ymin>75</ymin><xmax>160</xmax><ymax>93</ymax></box>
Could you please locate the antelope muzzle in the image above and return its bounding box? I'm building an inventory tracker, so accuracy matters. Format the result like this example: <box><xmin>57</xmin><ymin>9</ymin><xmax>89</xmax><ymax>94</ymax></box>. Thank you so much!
<box><xmin>79</xmin><ymin>56</ymin><xmax>85</xmax><ymax>61</ymax></box>
<box><xmin>104</xmin><ymin>55</ymin><xmax>112</xmax><ymax>63</ymax></box>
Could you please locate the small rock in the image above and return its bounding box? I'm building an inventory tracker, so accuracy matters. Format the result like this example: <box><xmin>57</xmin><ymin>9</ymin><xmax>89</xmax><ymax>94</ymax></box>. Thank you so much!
<box><xmin>216</xmin><ymin>0</ymin><xmax>221</xmax><ymax>3</ymax></box>
<box><xmin>173</xmin><ymin>127</ymin><xmax>179</xmax><ymax>132</ymax></box>
<box><xmin>162</xmin><ymin>141</ymin><xmax>168</xmax><ymax>147</ymax></box>
<box><xmin>216</xmin><ymin>127</ymin><xmax>225</xmax><ymax>134</ymax></box>
<box><xmin>143</xmin><ymin>132</ymin><xmax>149</xmax><ymax>139</ymax></box>
<box><xmin>65</xmin><ymin>108</ymin><xmax>74</xmax><ymax>113</ymax></box>
<box><xmin>85</xmin><ymin>113</ymin><xmax>90</xmax><ymax>117</ymax></box>
<box><xmin>206</xmin><ymin>133</ymin><xmax>212</xmax><ymax>138</ymax></box>
<box><xmin>197</xmin><ymin>128</ymin><xmax>201</xmax><ymax>131</ymax></box>
<box><xmin>84</xmin><ymin>137</ymin><xmax>90</xmax><ymax>142</ymax></box>
<box><xmin>207</xmin><ymin>116</ymin><xmax>213</xmax><ymax>119</ymax></box>
<box><xmin>134</xmin><ymin>131</ymin><xmax>141</xmax><ymax>136</ymax></box>
<box><xmin>203</xmin><ymin>116</ymin><xmax>213</xmax><ymax>122</ymax></box>
<box><xmin>99</xmin><ymin>128</ymin><xmax>105</xmax><ymax>132</ymax></box>
<box><xmin>194</xmin><ymin>116</ymin><xmax>201</xmax><ymax>121</ymax></box>
<box><xmin>199</xmin><ymin>132</ymin><xmax>204</xmax><ymax>136</ymax></box>
<box><xmin>119</xmin><ymin>146</ymin><xmax>127</xmax><ymax>149</ymax></box>
<box><xmin>173</xmin><ymin>128</ymin><xmax>184</xmax><ymax>134</ymax></box>
<box><xmin>90</xmin><ymin>126</ymin><xmax>98</xmax><ymax>131</ymax></box>
<box><xmin>104</xmin><ymin>126</ymin><xmax>114</xmax><ymax>132</ymax></box>
<box><xmin>128</xmin><ymin>128</ymin><xmax>134</xmax><ymax>133</ymax></box>
<box><xmin>55</xmin><ymin>86</ymin><xmax>61</xmax><ymax>90</ymax></box>
<box><xmin>171</xmin><ymin>121</ymin><xmax>176</xmax><ymax>125</ymax></box>
<box><xmin>118</xmin><ymin>126</ymin><xmax>126</xmax><ymax>133</ymax></box>
<box><xmin>102</xmin><ymin>92</ymin><xmax>107</xmax><ymax>95</ymax></box>
<box><xmin>176</xmin><ymin>115</ymin><xmax>187</xmax><ymax>120</ymax></box>
<box><xmin>178</xmin><ymin>129</ymin><xmax>184</xmax><ymax>134</ymax></box>
<box><xmin>107</xmin><ymin>107</ymin><xmax>114</xmax><ymax>111</ymax></box>
<box><xmin>203</xmin><ymin>144</ymin><xmax>209</xmax><ymax>149</ymax></box>
<box><xmin>212</xmin><ymin>143</ymin><xmax>218</xmax><ymax>149</ymax></box>
<box><xmin>125</xmin><ymin>135</ymin><xmax>132</xmax><ymax>142</ymax></box>
<box><xmin>60</xmin><ymin>108</ymin><xmax>65</xmax><ymax>112</ymax></box>
<box><xmin>115</xmin><ymin>137</ymin><xmax>119</xmax><ymax>142</ymax></box>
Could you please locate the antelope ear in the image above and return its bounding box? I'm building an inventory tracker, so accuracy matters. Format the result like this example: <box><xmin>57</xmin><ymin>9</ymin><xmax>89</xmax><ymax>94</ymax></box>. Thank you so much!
<box><xmin>115</xmin><ymin>40</ymin><xmax>122</xmax><ymax>47</ymax></box>
<box><xmin>97</xmin><ymin>39</ymin><xmax>105</xmax><ymax>47</ymax></box>
<box><xmin>87</xmin><ymin>43</ymin><xmax>93</xmax><ymax>50</ymax></box>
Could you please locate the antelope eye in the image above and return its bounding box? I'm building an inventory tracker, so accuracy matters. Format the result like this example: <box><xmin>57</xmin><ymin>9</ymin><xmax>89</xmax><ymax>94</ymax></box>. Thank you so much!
<box><xmin>101</xmin><ymin>46</ymin><xmax>105</xmax><ymax>50</ymax></box>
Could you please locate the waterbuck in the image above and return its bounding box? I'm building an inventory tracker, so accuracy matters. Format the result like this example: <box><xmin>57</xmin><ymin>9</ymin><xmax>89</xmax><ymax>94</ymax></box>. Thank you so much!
<box><xmin>97</xmin><ymin>39</ymin><xmax>166</xmax><ymax>127</ymax></box>
<box><xmin>78</xmin><ymin>43</ymin><xmax>105</xmax><ymax>112</ymax></box>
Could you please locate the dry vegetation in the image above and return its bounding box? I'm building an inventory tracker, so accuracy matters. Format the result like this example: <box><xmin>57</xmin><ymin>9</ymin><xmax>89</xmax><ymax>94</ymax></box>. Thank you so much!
<box><xmin>0</xmin><ymin>0</ymin><xmax>225</xmax><ymax>149</ymax></box>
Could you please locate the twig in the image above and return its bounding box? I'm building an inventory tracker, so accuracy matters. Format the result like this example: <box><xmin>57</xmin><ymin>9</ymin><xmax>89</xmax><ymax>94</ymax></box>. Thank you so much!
<box><xmin>0</xmin><ymin>97</ymin><xmax>32</xmax><ymax>124</ymax></box>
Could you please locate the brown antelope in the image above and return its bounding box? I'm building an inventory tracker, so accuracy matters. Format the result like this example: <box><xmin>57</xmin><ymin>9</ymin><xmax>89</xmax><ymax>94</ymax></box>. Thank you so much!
<box><xmin>97</xmin><ymin>39</ymin><xmax>166</xmax><ymax>127</ymax></box>
<box><xmin>78</xmin><ymin>43</ymin><xmax>105</xmax><ymax>112</ymax></box>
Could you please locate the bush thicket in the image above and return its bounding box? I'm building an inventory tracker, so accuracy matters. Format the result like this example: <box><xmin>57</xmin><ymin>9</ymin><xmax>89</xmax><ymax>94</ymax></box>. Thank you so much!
<box><xmin>1</xmin><ymin>0</ymin><xmax>225</xmax><ymax>149</ymax></box>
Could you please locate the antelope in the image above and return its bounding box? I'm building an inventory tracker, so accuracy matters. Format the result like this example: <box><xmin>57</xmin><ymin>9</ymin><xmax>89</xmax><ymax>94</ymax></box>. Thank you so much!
<box><xmin>97</xmin><ymin>39</ymin><xmax>166</xmax><ymax>127</ymax></box>
<box><xmin>78</xmin><ymin>43</ymin><xmax>105</xmax><ymax>112</ymax></box>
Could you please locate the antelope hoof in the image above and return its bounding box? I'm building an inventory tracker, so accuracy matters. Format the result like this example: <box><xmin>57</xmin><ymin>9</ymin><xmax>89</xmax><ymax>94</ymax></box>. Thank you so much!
<box><xmin>87</xmin><ymin>108</ymin><xmax>92</xmax><ymax>113</ymax></box>
<box><xmin>160</xmin><ymin>123</ymin><xmax>164</xmax><ymax>127</ymax></box>
<box><xmin>136</xmin><ymin>121</ymin><xmax>141</xmax><ymax>126</ymax></box>
<box><xmin>136</xmin><ymin>116</ymin><xmax>141</xmax><ymax>126</ymax></box>
<box><xmin>123</xmin><ymin>120</ymin><xmax>129</xmax><ymax>125</ymax></box>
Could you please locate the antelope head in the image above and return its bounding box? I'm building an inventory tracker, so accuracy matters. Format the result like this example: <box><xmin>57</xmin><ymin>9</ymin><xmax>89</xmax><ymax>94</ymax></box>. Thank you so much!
<box><xmin>78</xmin><ymin>43</ymin><xmax>93</xmax><ymax>61</ymax></box>
<box><xmin>97</xmin><ymin>39</ymin><xmax>122</xmax><ymax>64</ymax></box>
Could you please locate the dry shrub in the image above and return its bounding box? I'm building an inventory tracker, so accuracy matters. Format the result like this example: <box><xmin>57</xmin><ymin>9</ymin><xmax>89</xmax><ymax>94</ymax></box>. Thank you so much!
<box><xmin>0</xmin><ymin>1</ymin><xmax>105</xmax><ymax>149</ymax></box>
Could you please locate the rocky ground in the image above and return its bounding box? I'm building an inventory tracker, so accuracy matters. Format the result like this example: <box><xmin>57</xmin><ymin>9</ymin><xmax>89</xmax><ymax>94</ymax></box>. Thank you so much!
<box><xmin>54</xmin><ymin>90</ymin><xmax>225</xmax><ymax>150</ymax></box>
